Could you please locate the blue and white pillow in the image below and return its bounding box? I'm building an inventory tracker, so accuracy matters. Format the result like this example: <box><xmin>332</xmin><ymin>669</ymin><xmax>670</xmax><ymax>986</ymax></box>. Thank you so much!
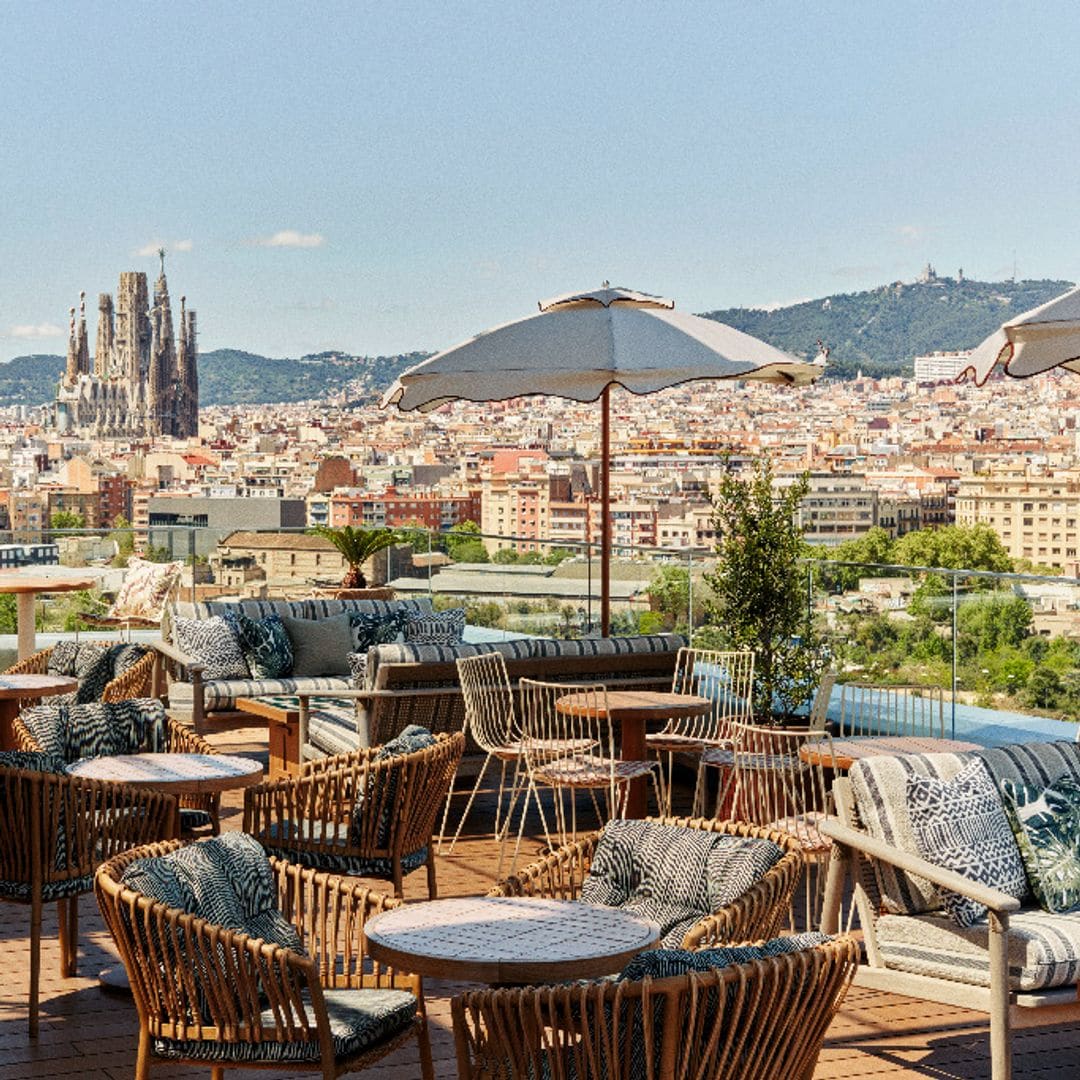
<box><xmin>222</xmin><ymin>611</ymin><xmax>293</xmax><ymax>679</ymax></box>
<box><xmin>173</xmin><ymin>616</ymin><xmax>251</xmax><ymax>681</ymax></box>
<box><xmin>348</xmin><ymin>610</ymin><xmax>406</xmax><ymax>651</ymax></box>
<box><xmin>403</xmin><ymin>608</ymin><xmax>465</xmax><ymax>645</ymax></box>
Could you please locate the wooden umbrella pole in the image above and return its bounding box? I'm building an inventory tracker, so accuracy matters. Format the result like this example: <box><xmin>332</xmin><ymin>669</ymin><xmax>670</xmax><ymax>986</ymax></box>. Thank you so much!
<box><xmin>600</xmin><ymin>384</ymin><xmax>611</xmax><ymax>636</ymax></box>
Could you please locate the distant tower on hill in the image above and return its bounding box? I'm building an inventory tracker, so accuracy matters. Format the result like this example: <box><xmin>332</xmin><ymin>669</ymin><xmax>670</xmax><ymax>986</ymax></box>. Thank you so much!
<box><xmin>54</xmin><ymin>257</ymin><xmax>200</xmax><ymax>438</ymax></box>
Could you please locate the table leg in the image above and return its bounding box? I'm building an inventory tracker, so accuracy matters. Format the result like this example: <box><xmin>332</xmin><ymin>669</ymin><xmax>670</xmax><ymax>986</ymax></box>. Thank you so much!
<box><xmin>16</xmin><ymin>592</ymin><xmax>36</xmax><ymax>661</ymax></box>
<box><xmin>621</xmin><ymin>717</ymin><xmax>648</xmax><ymax>818</ymax></box>
<box><xmin>267</xmin><ymin>708</ymin><xmax>300</xmax><ymax>779</ymax></box>
<box><xmin>0</xmin><ymin>698</ymin><xmax>18</xmax><ymax>751</ymax></box>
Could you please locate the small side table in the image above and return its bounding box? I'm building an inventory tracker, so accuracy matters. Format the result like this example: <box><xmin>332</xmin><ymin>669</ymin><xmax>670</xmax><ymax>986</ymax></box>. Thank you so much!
<box><xmin>0</xmin><ymin>674</ymin><xmax>78</xmax><ymax>750</ymax></box>
<box><xmin>364</xmin><ymin>895</ymin><xmax>659</xmax><ymax>985</ymax></box>
<box><xmin>0</xmin><ymin>573</ymin><xmax>96</xmax><ymax>660</ymax></box>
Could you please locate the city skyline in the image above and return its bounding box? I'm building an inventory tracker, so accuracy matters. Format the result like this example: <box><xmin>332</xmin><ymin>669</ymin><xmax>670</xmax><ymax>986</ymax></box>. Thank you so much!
<box><xmin>3</xmin><ymin>2</ymin><xmax>1080</xmax><ymax>364</ymax></box>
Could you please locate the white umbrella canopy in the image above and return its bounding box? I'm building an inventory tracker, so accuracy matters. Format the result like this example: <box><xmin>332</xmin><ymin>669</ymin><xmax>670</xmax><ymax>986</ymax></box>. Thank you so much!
<box><xmin>963</xmin><ymin>284</ymin><xmax>1080</xmax><ymax>384</ymax></box>
<box><xmin>382</xmin><ymin>286</ymin><xmax>824</xmax><ymax>632</ymax></box>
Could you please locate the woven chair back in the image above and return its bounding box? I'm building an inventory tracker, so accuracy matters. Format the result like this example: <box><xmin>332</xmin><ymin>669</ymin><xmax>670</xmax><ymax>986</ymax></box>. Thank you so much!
<box><xmin>730</xmin><ymin>723</ymin><xmax>836</xmax><ymax>849</ymax></box>
<box><xmin>667</xmin><ymin>647</ymin><xmax>755</xmax><ymax>742</ymax></box>
<box><xmin>451</xmin><ymin>936</ymin><xmax>858</xmax><ymax>1080</ymax></box>
<box><xmin>837</xmin><ymin>682</ymin><xmax>945</xmax><ymax>738</ymax></box>
<box><xmin>456</xmin><ymin>651</ymin><xmax>520</xmax><ymax>754</ymax></box>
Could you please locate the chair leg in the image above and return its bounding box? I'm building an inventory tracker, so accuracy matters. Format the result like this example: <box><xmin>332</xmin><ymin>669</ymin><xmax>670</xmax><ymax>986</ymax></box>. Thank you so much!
<box><xmin>426</xmin><ymin>846</ymin><xmax>438</xmax><ymax>900</ymax></box>
<box><xmin>416</xmin><ymin>982</ymin><xmax>435</xmax><ymax>1080</ymax></box>
<box><xmin>29</xmin><ymin>892</ymin><xmax>42</xmax><ymax>1036</ymax></box>
<box><xmin>59</xmin><ymin>895</ymin><xmax>79</xmax><ymax>977</ymax></box>
<box><xmin>135</xmin><ymin>1027</ymin><xmax>152</xmax><ymax>1080</ymax></box>
<box><xmin>392</xmin><ymin>860</ymin><xmax>404</xmax><ymax>899</ymax></box>
<box><xmin>438</xmin><ymin>752</ymin><xmax>493</xmax><ymax>855</ymax></box>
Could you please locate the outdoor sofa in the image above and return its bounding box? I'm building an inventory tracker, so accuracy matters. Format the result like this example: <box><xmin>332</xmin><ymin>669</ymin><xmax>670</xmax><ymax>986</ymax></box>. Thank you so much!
<box><xmin>821</xmin><ymin>740</ymin><xmax>1080</xmax><ymax>1080</ymax></box>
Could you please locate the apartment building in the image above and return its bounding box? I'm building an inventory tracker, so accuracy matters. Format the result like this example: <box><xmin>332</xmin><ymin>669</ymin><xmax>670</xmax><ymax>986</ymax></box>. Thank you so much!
<box><xmin>790</xmin><ymin>472</ymin><xmax>879</xmax><ymax>545</ymax></box>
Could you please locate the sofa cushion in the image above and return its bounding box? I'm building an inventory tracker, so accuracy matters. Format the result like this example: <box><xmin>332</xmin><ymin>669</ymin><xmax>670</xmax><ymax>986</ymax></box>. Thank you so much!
<box><xmin>20</xmin><ymin>699</ymin><xmax>167</xmax><ymax>763</ymax></box>
<box><xmin>364</xmin><ymin>638</ymin><xmax>535</xmax><ymax>689</ymax></box>
<box><xmin>532</xmin><ymin>634</ymin><xmax>686</xmax><ymax>658</ymax></box>
<box><xmin>120</xmin><ymin>832</ymin><xmax>305</xmax><ymax>955</ymax></box>
<box><xmin>303</xmin><ymin>597</ymin><xmax>433</xmax><ymax>621</ymax></box>
<box><xmin>1001</xmin><ymin>774</ymin><xmax>1080</xmax><ymax>914</ymax></box>
<box><xmin>580</xmin><ymin>819</ymin><xmax>783</xmax><ymax>947</ymax></box>
<box><xmin>906</xmin><ymin>758</ymin><xmax>1029</xmax><ymax>927</ymax></box>
<box><xmin>223</xmin><ymin>611</ymin><xmax>294</xmax><ymax>679</ymax></box>
<box><xmin>174</xmin><ymin>615</ymin><xmax>250</xmax><ymax>680</ymax></box>
<box><xmin>112</xmin><ymin>556</ymin><xmax>182</xmax><ymax>621</ymax></box>
<box><xmin>848</xmin><ymin>751</ymin><xmax>972</xmax><ymax>915</ymax></box>
<box><xmin>168</xmin><ymin>676</ymin><xmax>352</xmax><ymax>715</ymax></box>
<box><xmin>152</xmin><ymin>986</ymin><xmax>417</xmax><ymax>1065</ymax></box>
<box><xmin>348</xmin><ymin>610</ymin><xmax>406</xmax><ymax>651</ymax></box>
<box><xmin>280</xmin><ymin>613</ymin><xmax>354</xmax><ymax>677</ymax></box>
<box><xmin>875</xmin><ymin>907</ymin><xmax>1080</xmax><ymax>991</ymax></box>
<box><xmin>975</xmin><ymin>741</ymin><xmax>1080</xmax><ymax>793</ymax></box>
<box><xmin>403</xmin><ymin>608</ymin><xmax>466</xmax><ymax>645</ymax></box>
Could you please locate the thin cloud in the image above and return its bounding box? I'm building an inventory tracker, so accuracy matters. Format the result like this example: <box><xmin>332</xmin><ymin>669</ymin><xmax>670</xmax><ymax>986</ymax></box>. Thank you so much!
<box><xmin>253</xmin><ymin>229</ymin><xmax>325</xmax><ymax>249</ymax></box>
<box><xmin>11</xmin><ymin>322</ymin><xmax>65</xmax><ymax>339</ymax></box>
<box><xmin>756</xmin><ymin>297</ymin><xmax>813</xmax><ymax>312</ymax></box>
<box><xmin>897</xmin><ymin>225</ymin><xmax>924</xmax><ymax>243</ymax></box>
<box><xmin>134</xmin><ymin>239</ymin><xmax>194</xmax><ymax>257</ymax></box>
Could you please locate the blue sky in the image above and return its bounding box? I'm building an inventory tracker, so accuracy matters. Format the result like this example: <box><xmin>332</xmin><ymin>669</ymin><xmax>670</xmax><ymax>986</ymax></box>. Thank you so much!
<box><xmin>2</xmin><ymin>1</ymin><xmax>1079</xmax><ymax>362</ymax></box>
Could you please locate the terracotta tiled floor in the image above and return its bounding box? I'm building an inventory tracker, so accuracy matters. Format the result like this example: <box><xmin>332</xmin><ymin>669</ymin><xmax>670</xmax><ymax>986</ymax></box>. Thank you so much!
<box><xmin>2</xmin><ymin>723</ymin><xmax>1078</xmax><ymax>1079</ymax></box>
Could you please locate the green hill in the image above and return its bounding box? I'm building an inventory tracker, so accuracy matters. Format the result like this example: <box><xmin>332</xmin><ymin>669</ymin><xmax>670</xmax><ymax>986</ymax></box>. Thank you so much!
<box><xmin>701</xmin><ymin>276</ymin><xmax>1073</xmax><ymax>378</ymax></box>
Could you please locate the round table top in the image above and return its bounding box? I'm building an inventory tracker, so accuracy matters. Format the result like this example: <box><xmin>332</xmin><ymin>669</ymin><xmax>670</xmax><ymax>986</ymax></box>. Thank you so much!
<box><xmin>0</xmin><ymin>674</ymin><xmax>79</xmax><ymax>700</ymax></box>
<box><xmin>800</xmin><ymin>735</ymin><xmax>980</xmax><ymax>771</ymax></box>
<box><xmin>364</xmin><ymin>896</ymin><xmax>660</xmax><ymax>984</ymax></box>
<box><xmin>557</xmin><ymin>689</ymin><xmax>711</xmax><ymax>722</ymax></box>
<box><xmin>0</xmin><ymin>574</ymin><xmax>96</xmax><ymax>595</ymax></box>
<box><xmin>66</xmin><ymin>752</ymin><xmax>263</xmax><ymax>794</ymax></box>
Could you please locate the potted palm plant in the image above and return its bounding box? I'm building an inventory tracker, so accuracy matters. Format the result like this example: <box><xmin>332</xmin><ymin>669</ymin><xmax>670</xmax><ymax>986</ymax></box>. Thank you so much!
<box><xmin>309</xmin><ymin>525</ymin><xmax>402</xmax><ymax>590</ymax></box>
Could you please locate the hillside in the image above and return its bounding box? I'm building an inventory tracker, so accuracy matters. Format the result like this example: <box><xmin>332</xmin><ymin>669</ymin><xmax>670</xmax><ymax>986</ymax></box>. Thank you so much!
<box><xmin>701</xmin><ymin>276</ymin><xmax>1073</xmax><ymax>378</ymax></box>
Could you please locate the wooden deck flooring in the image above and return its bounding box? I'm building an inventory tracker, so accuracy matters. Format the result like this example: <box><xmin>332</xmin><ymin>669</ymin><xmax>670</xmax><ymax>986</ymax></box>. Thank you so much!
<box><xmin>2</xmin><ymin>724</ymin><xmax>1078</xmax><ymax>1079</ymax></box>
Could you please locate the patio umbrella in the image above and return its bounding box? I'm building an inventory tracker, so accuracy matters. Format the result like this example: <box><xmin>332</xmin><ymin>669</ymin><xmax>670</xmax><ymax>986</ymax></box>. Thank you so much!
<box><xmin>382</xmin><ymin>285</ymin><xmax>824</xmax><ymax>633</ymax></box>
<box><xmin>963</xmin><ymin>284</ymin><xmax>1080</xmax><ymax>384</ymax></box>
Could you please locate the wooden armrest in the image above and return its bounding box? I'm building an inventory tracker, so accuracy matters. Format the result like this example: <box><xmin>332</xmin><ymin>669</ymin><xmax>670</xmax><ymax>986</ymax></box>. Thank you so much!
<box><xmin>149</xmin><ymin>638</ymin><xmax>204</xmax><ymax>672</ymax></box>
<box><xmin>820</xmin><ymin>819</ymin><xmax>1022</xmax><ymax>914</ymax></box>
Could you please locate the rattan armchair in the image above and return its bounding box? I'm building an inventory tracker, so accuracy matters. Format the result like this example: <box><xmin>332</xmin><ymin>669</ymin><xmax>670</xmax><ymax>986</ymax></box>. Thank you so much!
<box><xmin>13</xmin><ymin>700</ymin><xmax>223</xmax><ymax>834</ymax></box>
<box><xmin>452</xmin><ymin>935</ymin><xmax>858</xmax><ymax>1080</ymax></box>
<box><xmin>0</xmin><ymin>756</ymin><xmax>174</xmax><ymax>1034</ymax></box>
<box><xmin>244</xmin><ymin>732</ymin><xmax>465</xmax><ymax>898</ymax></box>
<box><xmin>490</xmin><ymin>816</ymin><xmax>805</xmax><ymax>947</ymax></box>
<box><xmin>95</xmin><ymin>841</ymin><xmax>434</xmax><ymax>1080</ymax></box>
<box><xmin>4</xmin><ymin>642</ymin><xmax>156</xmax><ymax>702</ymax></box>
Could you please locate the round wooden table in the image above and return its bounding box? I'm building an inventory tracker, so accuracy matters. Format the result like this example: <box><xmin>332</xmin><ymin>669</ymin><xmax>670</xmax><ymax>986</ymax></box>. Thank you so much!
<box><xmin>0</xmin><ymin>673</ymin><xmax>78</xmax><ymax>750</ymax></box>
<box><xmin>799</xmin><ymin>735</ymin><xmax>980</xmax><ymax>771</ymax></box>
<box><xmin>364</xmin><ymin>896</ymin><xmax>660</xmax><ymax>985</ymax></box>
<box><xmin>66</xmin><ymin>752</ymin><xmax>264</xmax><ymax>835</ymax></box>
<box><xmin>556</xmin><ymin>690</ymin><xmax>711</xmax><ymax>817</ymax></box>
<box><xmin>0</xmin><ymin>573</ymin><xmax>96</xmax><ymax>661</ymax></box>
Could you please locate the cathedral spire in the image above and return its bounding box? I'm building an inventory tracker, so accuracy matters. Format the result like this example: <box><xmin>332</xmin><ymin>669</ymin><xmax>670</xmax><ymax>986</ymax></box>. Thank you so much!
<box><xmin>94</xmin><ymin>293</ymin><xmax>114</xmax><ymax>378</ymax></box>
<box><xmin>64</xmin><ymin>304</ymin><xmax>78</xmax><ymax>386</ymax></box>
<box><xmin>75</xmin><ymin>292</ymin><xmax>90</xmax><ymax>377</ymax></box>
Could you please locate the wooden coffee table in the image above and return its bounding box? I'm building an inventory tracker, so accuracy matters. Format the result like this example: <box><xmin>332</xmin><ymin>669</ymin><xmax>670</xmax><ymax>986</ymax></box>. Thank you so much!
<box><xmin>0</xmin><ymin>673</ymin><xmax>79</xmax><ymax>750</ymax></box>
<box><xmin>364</xmin><ymin>895</ymin><xmax>660</xmax><ymax>985</ymax></box>
<box><xmin>556</xmin><ymin>690</ymin><xmax>711</xmax><ymax>817</ymax></box>
<box><xmin>236</xmin><ymin>695</ymin><xmax>358</xmax><ymax>778</ymax></box>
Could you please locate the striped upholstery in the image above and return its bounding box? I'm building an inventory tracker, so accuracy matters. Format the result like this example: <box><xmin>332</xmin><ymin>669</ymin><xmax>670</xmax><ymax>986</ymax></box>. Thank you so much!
<box><xmin>365</xmin><ymin>639</ymin><xmax>535</xmax><ymax>689</ymax></box>
<box><xmin>847</xmin><ymin>752</ymin><xmax>971</xmax><ymax>915</ymax></box>
<box><xmin>580</xmin><ymin>819</ymin><xmax>784</xmax><ymax>948</ymax></box>
<box><xmin>619</xmin><ymin>931</ymin><xmax>831</xmax><ymax>981</ymax></box>
<box><xmin>153</xmin><ymin>987</ymin><xmax>418</xmax><ymax>1065</ymax></box>
<box><xmin>531</xmin><ymin>633</ymin><xmax>687</xmax><ymax>658</ymax></box>
<box><xmin>302</xmin><ymin>597</ymin><xmax>433</xmax><ymax>621</ymax></box>
<box><xmin>975</xmin><ymin>741</ymin><xmax>1080</xmax><ymax>791</ymax></box>
<box><xmin>263</xmin><ymin>820</ymin><xmax>428</xmax><ymax>879</ymax></box>
<box><xmin>875</xmin><ymin>908</ymin><xmax>1080</xmax><ymax>991</ymax></box>
<box><xmin>168</xmin><ymin>675</ymin><xmax>351</xmax><ymax>713</ymax></box>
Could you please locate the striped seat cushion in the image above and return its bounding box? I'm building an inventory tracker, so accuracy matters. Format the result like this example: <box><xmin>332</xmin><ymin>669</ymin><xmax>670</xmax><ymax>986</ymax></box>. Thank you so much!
<box><xmin>152</xmin><ymin>986</ymin><xmax>417</xmax><ymax>1064</ymax></box>
<box><xmin>260</xmin><ymin>820</ymin><xmax>428</xmax><ymax>880</ymax></box>
<box><xmin>975</xmin><ymin>741</ymin><xmax>1080</xmax><ymax>792</ymax></box>
<box><xmin>876</xmin><ymin>907</ymin><xmax>1080</xmax><ymax>991</ymax></box>
<box><xmin>534</xmin><ymin>757</ymin><xmax>655</xmax><ymax>787</ymax></box>
<box><xmin>531</xmin><ymin>633</ymin><xmax>687</xmax><ymax>658</ymax></box>
<box><xmin>847</xmin><ymin>751</ymin><xmax>973</xmax><ymax>915</ymax></box>
<box><xmin>365</xmin><ymin>639</ymin><xmax>535</xmax><ymax>688</ymax></box>
<box><xmin>168</xmin><ymin>676</ymin><xmax>352</xmax><ymax>713</ymax></box>
<box><xmin>580</xmin><ymin>819</ymin><xmax>783</xmax><ymax>948</ymax></box>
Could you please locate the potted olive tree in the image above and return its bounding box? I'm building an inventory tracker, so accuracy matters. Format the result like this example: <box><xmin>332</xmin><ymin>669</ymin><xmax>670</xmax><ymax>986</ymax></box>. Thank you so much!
<box><xmin>699</xmin><ymin>457</ymin><xmax>826</xmax><ymax>724</ymax></box>
<box><xmin>309</xmin><ymin>525</ymin><xmax>402</xmax><ymax>593</ymax></box>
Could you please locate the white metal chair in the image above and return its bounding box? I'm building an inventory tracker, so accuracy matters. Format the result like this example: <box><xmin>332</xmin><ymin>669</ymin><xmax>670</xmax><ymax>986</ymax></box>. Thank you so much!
<box><xmin>837</xmin><ymin>681</ymin><xmax>945</xmax><ymax>737</ymax></box>
<box><xmin>645</xmin><ymin>647</ymin><xmax>755</xmax><ymax>816</ymax></box>
<box><xmin>437</xmin><ymin>651</ymin><xmax>524</xmax><ymax>854</ymax></box>
<box><xmin>508</xmin><ymin>678</ymin><xmax>660</xmax><ymax>874</ymax></box>
<box><xmin>807</xmin><ymin>670</ymin><xmax>838</xmax><ymax>731</ymax></box>
<box><xmin>730</xmin><ymin>721</ymin><xmax>837</xmax><ymax>930</ymax></box>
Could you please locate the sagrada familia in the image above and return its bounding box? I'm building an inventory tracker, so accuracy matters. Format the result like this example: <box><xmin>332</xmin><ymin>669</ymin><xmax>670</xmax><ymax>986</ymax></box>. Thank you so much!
<box><xmin>54</xmin><ymin>253</ymin><xmax>199</xmax><ymax>438</ymax></box>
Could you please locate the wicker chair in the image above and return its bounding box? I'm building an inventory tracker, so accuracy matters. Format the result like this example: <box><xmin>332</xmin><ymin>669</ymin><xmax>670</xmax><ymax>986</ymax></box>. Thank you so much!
<box><xmin>490</xmin><ymin>816</ymin><xmax>805</xmax><ymax>948</ymax></box>
<box><xmin>452</xmin><ymin>935</ymin><xmax>858</xmax><ymax>1080</ymax></box>
<box><xmin>13</xmin><ymin>699</ymin><xmax>223</xmax><ymax>834</ymax></box>
<box><xmin>244</xmin><ymin>732</ymin><xmax>465</xmax><ymax>898</ymax></box>
<box><xmin>95</xmin><ymin>840</ymin><xmax>434</xmax><ymax>1080</ymax></box>
<box><xmin>0</xmin><ymin>755</ymin><xmax>174</xmax><ymax>1034</ymax></box>
<box><xmin>3</xmin><ymin>642</ymin><xmax>156</xmax><ymax>703</ymax></box>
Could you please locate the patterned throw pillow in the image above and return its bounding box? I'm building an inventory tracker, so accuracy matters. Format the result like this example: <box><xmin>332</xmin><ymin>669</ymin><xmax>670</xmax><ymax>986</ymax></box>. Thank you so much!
<box><xmin>403</xmin><ymin>608</ymin><xmax>466</xmax><ymax>645</ymax></box>
<box><xmin>1000</xmin><ymin>774</ymin><xmax>1080</xmax><ymax>913</ymax></box>
<box><xmin>222</xmin><ymin>611</ymin><xmax>293</xmax><ymax>679</ymax></box>
<box><xmin>346</xmin><ymin>651</ymin><xmax>368</xmax><ymax>688</ymax></box>
<box><xmin>111</xmin><ymin>556</ymin><xmax>183</xmax><ymax>620</ymax></box>
<box><xmin>173</xmin><ymin>616</ymin><xmax>251</xmax><ymax>680</ymax></box>
<box><xmin>906</xmin><ymin>758</ymin><xmax>1029</xmax><ymax>927</ymax></box>
<box><xmin>348</xmin><ymin>610</ymin><xmax>405</xmax><ymax>651</ymax></box>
